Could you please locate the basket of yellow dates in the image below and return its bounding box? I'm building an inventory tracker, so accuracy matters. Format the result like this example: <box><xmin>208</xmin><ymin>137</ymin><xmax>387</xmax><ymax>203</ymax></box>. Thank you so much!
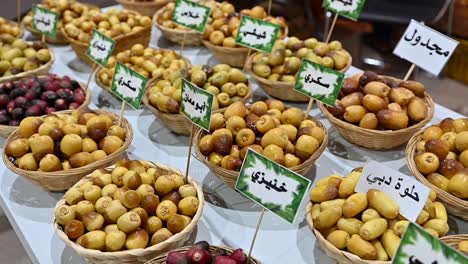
<box><xmin>54</xmin><ymin>160</ymin><xmax>204</xmax><ymax>264</ymax></box>
<box><xmin>306</xmin><ymin>168</ymin><xmax>451</xmax><ymax>264</ymax></box>
<box><xmin>143</xmin><ymin>64</ymin><xmax>252</xmax><ymax>135</ymax></box>
<box><xmin>440</xmin><ymin>235</ymin><xmax>468</xmax><ymax>254</ymax></box>
<box><xmin>194</xmin><ymin>99</ymin><xmax>328</xmax><ymax>187</ymax></box>
<box><xmin>406</xmin><ymin>117</ymin><xmax>468</xmax><ymax>220</ymax></box>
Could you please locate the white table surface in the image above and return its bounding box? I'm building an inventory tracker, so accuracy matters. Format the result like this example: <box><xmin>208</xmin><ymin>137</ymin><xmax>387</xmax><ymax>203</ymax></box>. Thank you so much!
<box><xmin>0</xmin><ymin>22</ymin><xmax>466</xmax><ymax>264</ymax></box>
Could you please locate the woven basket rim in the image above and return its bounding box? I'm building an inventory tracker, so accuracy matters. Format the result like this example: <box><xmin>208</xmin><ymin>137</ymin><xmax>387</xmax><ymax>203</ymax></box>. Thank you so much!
<box><xmin>0</xmin><ymin>77</ymin><xmax>92</xmax><ymax>136</ymax></box>
<box><xmin>202</xmin><ymin>39</ymin><xmax>250</xmax><ymax>53</ymax></box>
<box><xmin>2</xmin><ymin>109</ymin><xmax>134</xmax><ymax>178</ymax></box>
<box><xmin>116</xmin><ymin>0</ymin><xmax>172</xmax><ymax>7</ymax></box>
<box><xmin>153</xmin><ymin>5</ymin><xmax>202</xmax><ymax>35</ymax></box>
<box><xmin>0</xmin><ymin>43</ymin><xmax>55</xmax><ymax>83</ymax></box>
<box><xmin>405</xmin><ymin>130</ymin><xmax>468</xmax><ymax>218</ymax></box>
<box><xmin>54</xmin><ymin>161</ymin><xmax>205</xmax><ymax>259</ymax></box>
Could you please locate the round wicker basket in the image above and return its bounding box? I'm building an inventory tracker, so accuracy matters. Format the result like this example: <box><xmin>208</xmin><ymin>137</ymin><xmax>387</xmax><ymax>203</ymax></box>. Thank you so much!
<box><xmin>318</xmin><ymin>88</ymin><xmax>435</xmax><ymax>150</ymax></box>
<box><xmin>0</xmin><ymin>44</ymin><xmax>55</xmax><ymax>83</ymax></box>
<box><xmin>194</xmin><ymin>113</ymin><xmax>328</xmax><ymax>187</ymax></box>
<box><xmin>54</xmin><ymin>161</ymin><xmax>205</xmax><ymax>264</ymax></box>
<box><xmin>245</xmin><ymin>51</ymin><xmax>352</xmax><ymax>102</ymax></box>
<box><xmin>0</xmin><ymin>78</ymin><xmax>92</xmax><ymax>138</ymax></box>
<box><xmin>145</xmin><ymin>245</ymin><xmax>262</xmax><ymax>264</ymax></box>
<box><xmin>202</xmin><ymin>40</ymin><xmax>250</xmax><ymax>68</ymax></box>
<box><xmin>440</xmin><ymin>235</ymin><xmax>468</xmax><ymax>254</ymax></box>
<box><xmin>142</xmin><ymin>80</ymin><xmax>253</xmax><ymax>136</ymax></box>
<box><xmin>2</xmin><ymin>109</ymin><xmax>134</xmax><ymax>191</ymax></box>
<box><xmin>305</xmin><ymin>202</ymin><xmax>390</xmax><ymax>264</ymax></box>
<box><xmin>116</xmin><ymin>0</ymin><xmax>173</xmax><ymax>17</ymax></box>
<box><xmin>406</xmin><ymin>130</ymin><xmax>468</xmax><ymax>220</ymax></box>
<box><xmin>153</xmin><ymin>6</ymin><xmax>203</xmax><ymax>46</ymax></box>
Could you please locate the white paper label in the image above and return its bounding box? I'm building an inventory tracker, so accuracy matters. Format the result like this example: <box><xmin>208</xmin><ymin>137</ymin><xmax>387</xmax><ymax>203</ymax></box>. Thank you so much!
<box><xmin>393</xmin><ymin>19</ymin><xmax>459</xmax><ymax>76</ymax></box>
<box><xmin>355</xmin><ymin>161</ymin><xmax>430</xmax><ymax>222</ymax></box>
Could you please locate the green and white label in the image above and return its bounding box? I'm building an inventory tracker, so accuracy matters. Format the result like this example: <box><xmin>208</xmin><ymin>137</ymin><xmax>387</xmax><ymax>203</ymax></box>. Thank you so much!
<box><xmin>111</xmin><ymin>62</ymin><xmax>147</xmax><ymax>109</ymax></box>
<box><xmin>172</xmin><ymin>0</ymin><xmax>211</xmax><ymax>33</ymax></box>
<box><xmin>180</xmin><ymin>79</ymin><xmax>214</xmax><ymax>131</ymax></box>
<box><xmin>235</xmin><ymin>149</ymin><xmax>312</xmax><ymax>223</ymax></box>
<box><xmin>293</xmin><ymin>59</ymin><xmax>344</xmax><ymax>106</ymax></box>
<box><xmin>235</xmin><ymin>15</ymin><xmax>281</xmax><ymax>53</ymax></box>
<box><xmin>393</xmin><ymin>222</ymin><xmax>467</xmax><ymax>264</ymax></box>
<box><xmin>323</xmin><ymin>0</ymin><xmax>366</xmax><ymax>21</ymax></box>
<box><xmin>86</xmin><ymin>29</ymin><xmax>116</xmax><ymax>67</ymax></box>
<box><xmin>32</xmin><ymin>5</ymin><xmax>59</xmax><ymax>38</ymax></box>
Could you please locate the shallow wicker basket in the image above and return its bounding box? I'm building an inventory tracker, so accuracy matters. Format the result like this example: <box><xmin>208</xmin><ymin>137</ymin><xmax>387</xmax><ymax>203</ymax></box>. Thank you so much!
<box><xmin>319</xmin><ymin>84</ymin><xmax>435</xmax><ymax>150</ymax></box>
<box><xmin>61</xmin><ymin>21</ymin><xmax>151</xmax><ymax>66</ymax></box>
<box><xmin>142</xmin><ymin>81</ymin><xmax>253</xmax><ymax>136</ymax></box>
<box><xmin>0</xmin><ymin>44</ymin><xmax>55</xmax><ymax>83</ymax></box>
<box><xmin>145</xmin><ymin>245</ymin><xmax>262</xmax><ymax>264</ymax></box>
<box><xmin>194</xmin><ymin>113</ymin><xmax>328</xmax><ymax>187</ymax></box>
<box><xmin>440</xmin><ymin>235</ymin><xmax>468</xmax><ymax>254</ymax></box>
<box><xmin>2</xmin><ymin>109</ymin><xmax>133</xmax><ymax>191</ymax></box>
<box><xmin>406</xmin><ymin>130</ymin><xmax>468</xmax><ymax>220</ymax></box>
<box><xmin>54</xmin><ymin>161</ymin><xmax>205</xmax><ymax>264</ymax></box>
<box><xmin>305</xmin><ymin>202</ymin><xmax>390</xmax><ymax>264</ymax></box>
<box><xmin>245</xmin><ymin>51</ymin><xmax>352</xmax><ymax>102</ymax></box>
<box><xmin>153</xmin><ymin>6</ymin><xmax>203</xmax><ymax>46</ymax></box>
<box><xmin>0</xmin><ymin>79</ymin><xmax>92</xmax><ymax>138</ymax></box>
<box><xmin>202</xmin><ymin>40</ymin><xmax>250</xmax><ymax>68</ymax></box>
<box><xmin>116</xmin><ymin>0</ymin><xmax>173</xmax><ymax>17</ymax></box>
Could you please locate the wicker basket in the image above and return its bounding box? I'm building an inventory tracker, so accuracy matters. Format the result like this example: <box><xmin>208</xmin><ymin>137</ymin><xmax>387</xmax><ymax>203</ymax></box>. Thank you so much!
<box><xmin>194</xmin><ymin>114</ymin><xmax>329</xmax><ymax>187</ymax></box>
<box><xmin>116</xmin><ymin>0</ymin><xmax>173</xmax><ymax>17</ymax></box>
<box><xmin>440</xmin><ymin>235</ymin><xmax>468</xmax><ymax>254</ymax></box>
<box><xmin>54</xmin><ymin>161</ymin><xmax>205</xmax><ymax>264</ymax></box>
<box><xmin>153</xmin><ymin>6</ymin><xmax>203</xmax><ymax>46</ymax></box>
<box><xmin>0</xmin><ymin>44</ymin><xmax>55</xmax><ymax>83</ymax></box>
<box><xmin>61</xmin><ymin>20</ymin><xmax>151</xmax><ymax>66</ymax></box>
<box><xmin>202</xmin><ymin>40</ymin><xmax>251</xmax><ymax>68</ymax></box>
<box><xmin>305</xmin><ymin>202</ymin><xmax>390</xmax><ymax>264</ymax></box>
<box><xmin>319</xmin><ymin>90</ymin><xmax>435</xmax><ymax>150</ymax></box>
<box><xmin>145</xmin><ymin>245</ymin><xmax>262</xmax><ymax>264</ymax></box>
<box><xmin>2</xmin><ymin>109</ymin><xmax>133</xmax><ymax>191</ymax></box>
<box><xmin>142</xmin><ymin>80</ymin><xmax>253</xmax><ymax>136</ymax></box>
<box><xmin>0</xmin><ymin>79</ymin><xmax>92</xmax><ymax>138</ymax></box>
<box><xmin>245</xmin><ymin>51</ymin><xmax>352</xmax><ymax>102</ymax></box>
<box><xmin>406</xmin><ymin>131</ymin><xmax>468</xmax><ymax>220</ymax></box>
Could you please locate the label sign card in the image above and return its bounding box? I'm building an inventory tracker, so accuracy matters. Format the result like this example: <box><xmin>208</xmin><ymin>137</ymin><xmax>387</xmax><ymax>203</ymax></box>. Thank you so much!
<box><xmin>32</xmin><ymin>5</ymin><xmax>59</xmax><ymax>38</ymax></box>
<box><xmin>180</xmin><ymin>79</ymin><xmax>214</xmax><ymax>131</ymax></box>
<box><xmin>235</xmin><ymin>149</ymin><xmax>312</xmax><ymax>223</ymax></box>
<box><xmin>323</xmin><ymin>0</ymin><xmax>367</xmax><ymax>21</ymax></box>
<box><xmin>393</xmin><ymin>19</ymin><xmax>459</xmax><ymax>76</ymax></box>
<box><xmin>392</xmin><ymin>222</ymin><xmax>468</xmax><ymax>264</ymax></box>
<box><xmin>293</xmin><ymin>59</ymin><xmax>344</xmax><ymax>107</ymax></box>
<box><xmin>172</xmin><ymin>0</ymin><xmax>211</xmax><ymax>33</ymax></box>
<box><xmin>111</xmin><ymin>62</ymin><xmax>147</xmax><ymax>109</ymax></box>
<box><xmin>235</xmin><ymin>15</ymin><xmax>281</xmax><ymax>53</ymax></box>
<box><xmin>355</xmin><ymin>161</ymin><xmax>430</xmax><ymax>223</ymax></box>
<box><xmin>87</xmin><ymin>29</ymin><xmax>116</xmax><ymax>67</ymax></box>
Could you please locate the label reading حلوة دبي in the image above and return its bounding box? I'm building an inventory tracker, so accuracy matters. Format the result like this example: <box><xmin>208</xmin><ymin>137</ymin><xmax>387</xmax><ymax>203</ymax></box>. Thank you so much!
<box><xmin>293</xmin><ymin>59</ymin><xmax>344</xmax><ymax>107</ymax></box>
<box><xmin>86</xmin><ymin>29</ymin><xmax>116</xmax><ymax>67</ymax></box>
<box><xmin>180</xmin><ymin>78</ymin><xmax>214</xmax><ymax>131</ymax></box>
<box><xmin>235</xmin><ymin>149</ymin><xmax>312</xmax><ymax>224</ymax></box>
<box><xmin>235</xmin><ymin>15</ymin><xmax>281</xmax><ymax>53</ymax></box>
<box><xmin>393</xmin><ymin>19</ymin><xmax>459</xmax><ymax>76</ymax></box>
<box><xmin>355</xmin><ymin>161</ymin><xmax>430</xmax><ymax>223</ymax></box>
<box><xmin>110</xmin><ymin>62</ymin><xmax>148</xmax><ymax>109</ymax></box>
<box><xmin>392</xmin><ymin>222</ymin><xmax>468</xmax><ymax>264</ymax></box>
<box><xmin>32</xmin><ymin>5</ymin><xmax>59</xmax><ymax>38</ymax></box>
<box><xmin>322</xmin><ymin>0</ymin><xmax>367</xmax><ymax>21</ymax></box>
<box><xmin>172</xmin><ymin>0</ymin><xmax>211</xmax><ymax>33</ymax></box>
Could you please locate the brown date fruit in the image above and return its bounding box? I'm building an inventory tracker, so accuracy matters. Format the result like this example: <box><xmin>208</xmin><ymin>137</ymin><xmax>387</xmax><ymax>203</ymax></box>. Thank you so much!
<box><xmin>425</xmin><ymin>139</ymin><xmax>449</xmax><ymax>160</ymax></box>
<box><xmin>64</xmin><ymin>220</ymin><xmax>85</xmax><ymax>240</ymax></box>
<box><xmin>327</xmin><ymin>101</ymin><xmax>345</xmax><ymax>119</ymax></box>
<box><xmin>376</xmin><ymin>110</ymin><xmax>409</xmax><ymax>130</ymax></box>
<box><xmin>359</xmin><ymin>71</ymin><xmax>379</xmax><ymax>87</ymax></box>
<box><xmin>439</xmin><ymin>118</ymin><xmax>455</xmax><ymax>133</ymax></box>
<box><xmin>439</xmin><ymin>159</ymin><xmax>464</xmax><ymax>179</ymax></box>
<box><xmin>211</xmin><ymin>128</ymin><xmax>233</xmax><ymax>155</ymax></box>
<box><xmin>341</xmin><ymin>78</ymin><xmax>360</xmax><ymax>95</ymax></box>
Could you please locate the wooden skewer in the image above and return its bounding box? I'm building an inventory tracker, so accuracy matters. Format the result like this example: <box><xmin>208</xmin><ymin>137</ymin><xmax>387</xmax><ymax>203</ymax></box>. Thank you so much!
<box><xmin>325</xmin><ymin>13</ymin><xmax>338</xmax><ymax>44</ymax></box>
<box><xmin>184</xmin><ymin>124</ymin><xmax>195</xmax><ymax>182</ymax></box>
<box><xmin>118</xmin><ymin>101</ymin><xmax>125</xmax><ymax>126</ymax></box>
<box><xmin>403</xmin><ymin>64</ymin><xmax>416</xmax><ymax>81</ymax></box>
<box><xmin>267</xmin><ymin>0</ymin><xmax>272</xmax><ymax>16</ymax></box>
<box><xmin>247</xmin><ymin>208</ymin><xmax>266</xmax><ymax>264</ymax></box>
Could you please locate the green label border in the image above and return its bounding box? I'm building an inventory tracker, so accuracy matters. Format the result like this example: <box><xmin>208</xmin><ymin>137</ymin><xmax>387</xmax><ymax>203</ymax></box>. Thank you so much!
<box><xmin>172</xmin><ymin>0</ymin><xmax>211</xmax><ymax>33</ymax></box>
<box><xmin>86</xmin><ymin>29</ymin><xmax>116</xmax><ymax>68</ymax></box>
<box><xmin>110</xmin><ymin>62</ymin><xmax>147</xmax><ymax>109</ymax></box>
<box><xmin>180</xmin><ymin>78</ymin><xmax>213</xmax><ymax>131</ymax></box>
<box><xmin>31</xmin><ymin>5</ymin><xmax>59</xmax><ymax>38</ymax></box>
<box><xmin>323</xmin><ymin>0</ymin><xmax>367</xmax><ymax>21</ymax></box>
<box><xmin>235</xmin><ymin>15</ymin><xmax>281</xmax><ymax>53</ymax></box>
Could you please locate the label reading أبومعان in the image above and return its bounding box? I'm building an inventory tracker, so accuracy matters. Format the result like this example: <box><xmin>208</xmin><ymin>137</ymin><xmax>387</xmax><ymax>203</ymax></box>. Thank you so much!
<box><xmin>293</xmin><ymin>59</ymin><xmax>344</xmax><ymax>107</ymax></box>
<box><xmin>355</xmin><ymin>161</ymin><xmax>430</xmax><ymax>223</ymax></box>
<box><xmin>235</xmin><ymin>149</ymin><xmax>312</xmax><ymax>224</ymax></box>
<box><xmin>110</xmin><ymin>62</ymin><xmax>148</xmax><ymax>109</ymax></box>
<box><xmin>172</xmin><ymin>0</ymin><xmax>211</xmax><ymax>33</ymax></box>
<box><xmin>86</xmin><ymin>29</ymin><xmax>116</xmax><ymax>67</ymax></box>
<box><xmin>392</xmin><ymin>222</ymin><xmax>468</xmax><ymax>264</ymax></box>
<box><xmin>235</xmin><ymin>15</ymin><xmax>281</xmax><ymax>53</ymax></box>
<box><xmin>31</xmin><ymin>5</ymin><xmax>59</xmax><ymax>38</ymax></box>
<box><xmin>393</xmin><ymin>19</ymin><xmax>459</xmax><ymax>76</ymax></box>
<box><xmin>322</xmin><ymin>0</ymin><xmax>367</xmax><ymax>21</ymax></box>
<box><xmin>180</xmin><ymin>78</ymin><xmax>214</xmax><ymax>131</ymax></box>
